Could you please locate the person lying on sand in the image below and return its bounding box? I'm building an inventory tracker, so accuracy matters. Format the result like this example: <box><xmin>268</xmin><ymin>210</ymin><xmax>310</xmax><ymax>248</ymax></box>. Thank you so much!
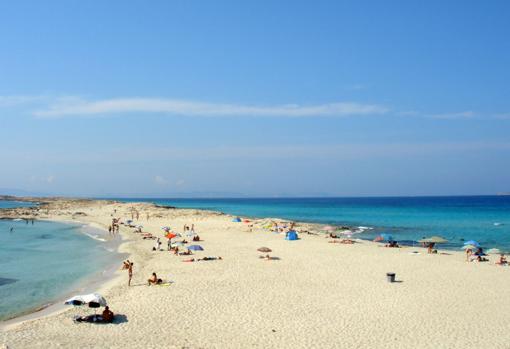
<box><xmin>179</xmin><ymin>250</ymin><xmax>192</xmax><ymax>256</ymax></box>
<box><xmin>329</xmin><ymin>233</ymin><xmax>339</xmax><ymax>239</ymax></box>
<box><xmin>182</xmin><ymin>258</ymin><xmax>195</xmax><ymax>262</ymax></box>
<box><xmin>198</xmin><ymin>256</ymin><xmax>222</xmax><ymax>261</ymax></box>
<box><xmin>148</xmin><ymin>272</ymin><xmax>162</xmax><ymax>285</ymax></box>
<box><xmin>75</xmin><ymin>307</ymin><xmax>114</xmax><ymax>324</ymax></box>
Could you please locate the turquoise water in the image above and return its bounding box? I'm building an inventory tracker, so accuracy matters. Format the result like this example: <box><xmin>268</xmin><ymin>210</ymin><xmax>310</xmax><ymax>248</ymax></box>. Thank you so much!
<box><xmin>117</xmin><ymin>196</ymin><xmax>510</xmax><ymax>250</ymax></box>
<box><xmin>0</xmin><ymin>200</ymin><xmax>35</xmax><ymax>209</ymax></box>
<box><xmin>0</xmin><ymin>219</ymin><xmax>116</xmax><ymax>321</ymax></box>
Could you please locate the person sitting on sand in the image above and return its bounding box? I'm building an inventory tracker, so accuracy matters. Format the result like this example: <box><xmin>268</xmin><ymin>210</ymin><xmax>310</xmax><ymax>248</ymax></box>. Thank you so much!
<box><xmin>466</xmin><ymin>248</ymin><xmax>473</xmax><ymax>262</ymax></box>
<box><xmin>496</xmin><ymin>254</ymin><xmax>507</xmax><ymax>265</ymax></box>
<box><xmin>173</xmin><ymin>247</ymin><xmax>179</xmax><ymax>255</ymax></box>
<box><xmin>148</xmin><ymin>272</ymin><xmax>162</xmax><ymax>285</ymax></box>
<box><xmin>102</xmin><ymin>306</ymin><xmax>114</xmax><ymax>323</ymax></box>
<box><xmin>329</xmin><ymin>233</ymin><xmax>339</xmax><ymax>239</ymax></box>
<box><xmin>386</xmin><ymin>241</ymin><xmax>400</xmax><ymax>248</ymax></box>
<box><xmin>427</xmin><ymin>243</ymin><xmax>436</xmax><ymax>254</ymax></box>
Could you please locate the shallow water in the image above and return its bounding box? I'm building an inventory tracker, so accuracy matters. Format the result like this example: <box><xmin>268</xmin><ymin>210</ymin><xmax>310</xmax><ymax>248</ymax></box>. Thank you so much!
<box><xmin>0</xmin><ymin>220</ymin><xmax>117</xmax><ymax>320</ymax></box>
<box><xmin>117</xmin><ymin>196</ymin><xmax>510</xmax><ymax>250</ymax></box>
<box><xmin>0</xmin><ymin>200</ymin><xmax>34</xmax><ymax>209</ymax></box>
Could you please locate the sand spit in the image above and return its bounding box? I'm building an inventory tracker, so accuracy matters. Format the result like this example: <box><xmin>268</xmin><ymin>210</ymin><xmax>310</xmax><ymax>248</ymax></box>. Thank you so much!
<box><xmin>1</xmin><ymin>198</ymin><xmax>510</xmax><ymax>348</ymax></box>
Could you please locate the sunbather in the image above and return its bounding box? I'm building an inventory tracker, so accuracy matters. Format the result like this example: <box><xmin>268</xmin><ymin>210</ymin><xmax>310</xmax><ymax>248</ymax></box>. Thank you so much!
<box><xmin>198</xmin><ymin>256</ymin><xmax>222</xmax><ymax>261</ymax></box>
<box><xmin>148</xmin><ymin>272</ymin><xmax>162</xmax><ymax>285</ymax></box>
<box><xmin>102</xmin><ymin>306</ymin><xmax>114</xmax><ymax>323</ymax></box>
<box><xmin>496</xmin><ymin>254</ymin><xmax>507</xmax><ymax>265</ymax></box>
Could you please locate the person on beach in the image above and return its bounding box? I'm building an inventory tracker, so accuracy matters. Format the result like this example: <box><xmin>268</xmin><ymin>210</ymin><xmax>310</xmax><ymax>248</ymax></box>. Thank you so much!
<box><xmin>102</xmin><ymin>306</ymin><xmax>114</xmax><ymax>323</ymax></box>
<box><xmin>496</xmin><ymin>254</ymin><xmax>507</xmax><ymax>265</ymax></box>
<box><xmin>108</xmin><ymin>225</ymin><xmax>112</xmax><ymax>235</ymax></box>
<box><xmin>167</xmin><ymin>238</ymin><xmax>172</xmax><ymax>251</ymax></box>
<box><xmin>148</xmin><ymin>272</ymin><xmax>162</xmax><ymax>285</ymax></box>
<box><xmin>146</xmin><ymin>213</ymin><xmax>150</xmax><ymax>221</ymax></box>
<box><xmin>128</xmin><ymin>262</ymin><xmax>133</xmax><ymax>286</ymax></box>
<box><xmin>198</xmin><ymin>256</ymin><xmax>222</xmax><ymax>261</ymax></box>
<box><xmin>122</xmin><ymin>260</ymin><xmax>133</xmax><ymax>286</ymax></box>
<box><xmin>191</xmin><ymin>224</ymin><xmax>195</xmax><ymax>234</ymax></box>
<box><xmin>465</xmin><ymin>248</ymin><xmax>473</xmax><ymax>261</ymax></box>
<box><xmin>427</xmin><ymin>243</ymin><xmax>436</xmax><ymax>254</ymax></box>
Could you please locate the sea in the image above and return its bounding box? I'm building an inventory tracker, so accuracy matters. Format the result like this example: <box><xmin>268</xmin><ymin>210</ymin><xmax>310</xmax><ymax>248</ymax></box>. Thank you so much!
<box><xmin>118</xmin><ymin>196</ymin><xmax>510</xmax><ymax>250</ymax></box>
<box><xmin>0</xmin><ymin>201</ymin><xmax>119</xmax><ymax>321</ymax></box>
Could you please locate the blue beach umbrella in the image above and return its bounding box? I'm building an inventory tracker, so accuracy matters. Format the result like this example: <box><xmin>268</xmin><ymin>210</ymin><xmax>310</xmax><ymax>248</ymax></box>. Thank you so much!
<box><xmin>464</xmin><ymin>240</ymin><xmax>480</xmax><ymax>247</ymax></box>
<box><xmin>380</xmin><ymin>233</ymin><xmax>394</xmax><ymax>242</ymax></box>
<box><xmin>187</xmin><ymin>245</ymin><xmax>204</xmax><ymax>251</ymax></box>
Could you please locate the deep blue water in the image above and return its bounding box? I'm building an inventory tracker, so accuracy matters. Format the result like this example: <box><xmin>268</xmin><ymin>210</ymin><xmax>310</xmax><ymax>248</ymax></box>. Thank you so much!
<box><xmin>0</xmin><ymin>219</ymin><xmax>117</xmax><ymax>321</ymax></box>
<box><xmin>116</xmin><ymin>196</ymin><xmax>510</xmax><ymax>250</ymax></box>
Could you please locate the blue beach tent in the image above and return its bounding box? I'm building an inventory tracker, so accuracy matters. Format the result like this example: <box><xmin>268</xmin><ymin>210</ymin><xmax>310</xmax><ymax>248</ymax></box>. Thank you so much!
<box><xmin>285</xmin><ymin>230</ymin><xmax>298</xmax><ymax>241</ymax></box>
<box><xmin>232</xmin><ymin>217</ymin><xmax>242</xmax><ymax>222</ymax></box>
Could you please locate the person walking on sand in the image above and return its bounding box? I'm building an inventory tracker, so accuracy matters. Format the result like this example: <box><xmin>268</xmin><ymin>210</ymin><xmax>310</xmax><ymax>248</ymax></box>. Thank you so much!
<box><xmin>128</xmin><ymin>262</ymin><xmax>133</xmax><ymax>286</ymax></box>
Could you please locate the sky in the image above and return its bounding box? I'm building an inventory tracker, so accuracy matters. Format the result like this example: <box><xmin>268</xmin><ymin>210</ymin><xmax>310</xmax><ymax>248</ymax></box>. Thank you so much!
<box><xmin>0</xmin><ymin>0</ymin><xmax>509</xmax><ymax>197</ymax></box>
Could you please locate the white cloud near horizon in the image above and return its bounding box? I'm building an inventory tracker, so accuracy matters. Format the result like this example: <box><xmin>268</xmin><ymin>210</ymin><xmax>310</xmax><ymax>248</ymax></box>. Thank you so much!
<box><xmin>427</xmin><ymin>111</ymin><xmax>475</xmax><ymax>120</ymax></box>
<box><xmin>32</xmin><ymin>97</ymin><xmax>389</xmax><ymax>118</ymax></box>
<box><xmin>0</xmin><ymin>94</ymin><xmax>508</xmax><ymax>121</ymax></box>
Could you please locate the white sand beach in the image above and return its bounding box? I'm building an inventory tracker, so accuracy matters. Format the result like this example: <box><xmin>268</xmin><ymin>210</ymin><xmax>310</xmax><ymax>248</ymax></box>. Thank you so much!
<box><xmin>1</xmin><ymin>200</ymin><xmax>510</xmax><ymax>349</ymax></box>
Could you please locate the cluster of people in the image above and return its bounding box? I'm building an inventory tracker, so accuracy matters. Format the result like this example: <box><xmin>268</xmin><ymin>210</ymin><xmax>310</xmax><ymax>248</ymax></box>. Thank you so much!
<box><xmin>108</xmin><ymin>218</ymin><xmax>120</xmax><ymax>236</ymax></box>
<box><xmin>385</xmin><ymin>240</ymin><xmax>400</xmax><ymax>248</ymax></box>
<box><xmin>75</xmin><ymin>306</ymin><xmax>114</xmax><ymax>324</ymax></box>
<box><xmin>182</xmin><ymin>256</ymin><xmax>222</xmax><ymax>262</ymax></box>
<box><xmin>466</xmin><ymin>247</ymin><xmax>489</xmax><ymax>262</ymax></box>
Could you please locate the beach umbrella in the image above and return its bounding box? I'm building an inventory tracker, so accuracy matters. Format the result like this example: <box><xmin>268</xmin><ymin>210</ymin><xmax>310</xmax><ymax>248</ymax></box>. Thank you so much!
<box><xmin>257</xmin><ymin>247</ymin><xmax>272</xmax><ymax>253</ymax></box>
<box><xmin>463</xmin><ymin>240</ymin><xmax>480</xmax><ymax>247</ymax></box>
<box><xmin>487</xmin><ymin>248</ymin><xmax>502</xmax><ymax>255</ymax></box>
<box><xmin>462</xmin><ymin>244</ymin><xmax>477</xmax><ymax>250</ymax></box>
<box><xmin>65</xmin><ymin>293</ymin><xmax>107</xmax><ymax>307</ymax></box>
<box><xmin>187</xmin><ymin>245</ymin><xmax>204</xmax><ymax>251</ymax></box>
<box><xmin>165</xmin><ymin>233</ymin><xmax>177</xmax><ymax>239</ymax></box>
<box><xmin>379</xmin><ymin>233</ymin><xmax>394</xmax><ymax>242</ymax></box>
<box><xmin>418</xmin><ymin>236</ymin><xmax>448</xmax><ymax>244</ymax></box>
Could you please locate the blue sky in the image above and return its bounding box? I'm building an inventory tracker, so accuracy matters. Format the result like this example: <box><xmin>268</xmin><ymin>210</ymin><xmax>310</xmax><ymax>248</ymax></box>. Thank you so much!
<box><xmin>0</xmin><ymin>0</ymin><xmax>509</xmax><ymax>197</ymax></box>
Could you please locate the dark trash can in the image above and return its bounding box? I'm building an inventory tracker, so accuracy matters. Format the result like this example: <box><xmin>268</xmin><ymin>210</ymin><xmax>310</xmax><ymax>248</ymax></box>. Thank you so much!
<box><xmin>386</xmin><ymin>273</ymin><xmax>396</xmax><ymax>283</ymax></box>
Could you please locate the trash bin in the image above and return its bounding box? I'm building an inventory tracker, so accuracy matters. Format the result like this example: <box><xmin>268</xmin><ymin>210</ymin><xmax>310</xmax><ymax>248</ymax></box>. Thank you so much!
<box><xmin>386</xmin><ymin>272</ymin><xmax>396</xmax><ymax>283</ymax></box>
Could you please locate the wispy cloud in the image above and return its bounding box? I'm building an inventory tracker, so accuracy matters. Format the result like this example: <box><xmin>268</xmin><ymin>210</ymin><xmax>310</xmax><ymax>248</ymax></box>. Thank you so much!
<box><xmin>154</xmin><ymin>175</ymin><xmax>168</xmax><ymax>185</ymax></box>
<box><xmin>0</xmin><ymin>95</ymin><xmax>47</xmax><ymax>107</ymax></box>
<box><xmin>1</xmin><ymin>94</ymin><xmax>509</xmax><ymax>121</ymax></box>
<box><xmin>32</xmin><ymin>97</ymin><xmax>389</xmax><ymax>118</ymax></box>
<box><xmin>426</xmin><ymin>111</ymin><xmax>475</xmax><ymax>120</ymax></box>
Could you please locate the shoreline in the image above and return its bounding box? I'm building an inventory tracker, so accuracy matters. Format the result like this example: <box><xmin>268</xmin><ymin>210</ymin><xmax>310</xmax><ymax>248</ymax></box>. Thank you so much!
<box><xmin>0</xmin><ymin>219</ymin><xmax>126</xmax><ymax>329</ymax></box>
